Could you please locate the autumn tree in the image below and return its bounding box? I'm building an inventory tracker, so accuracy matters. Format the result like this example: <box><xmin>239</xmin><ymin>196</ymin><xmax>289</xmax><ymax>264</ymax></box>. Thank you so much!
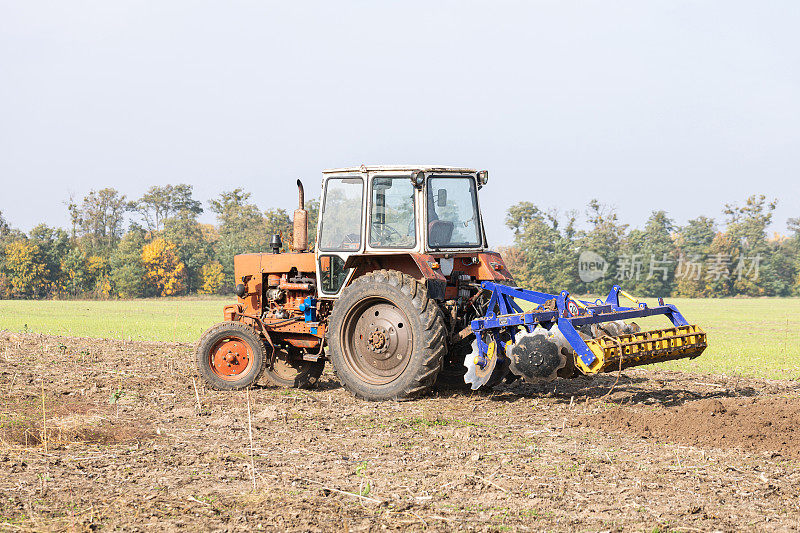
<box><xmin>133</xmin><ymin>184</ymin><xmax>203</xmax><ymax>232</ymax></box>
<box><xmin>28</xmin><ymin>224</ymin><xmax>71</xmax><ymax>295</ymax></box>
<box><xmin>4</xmin><ymin>240</ymin><xmax>51</xmax><ymax>298</ymax></box>
<box><xmin>109</xmin><ymin>228</ymin><xmax>148</xmax><ymax>298</ymax></box>
<box><xmin>0</xmin><ymin>212</ymin><xmax>23</xmax><ymax>298</ymax></box>
<box><xmin>163</xmin><ymin>212</ymin><xmax>212</xmax><ymax>293</ymax></box>
<box><xmin>495</xmin><ymin>245</ymin><xmax>525</xmax><ymax>282</ymax></box>
<box><xmin>0</xmin><ymin>211</ymin><xmax>9</xmax><ymax>238</ymax></box>
<box><xmin>720</xmin><ymin>195</ymin><xmax>784</xmax><ymax>296</ymax></box>
<box><xmin>786</xmin><ymin>217</ymin><xmax>800</xmax><ymax>294</ymax></box>
<box><xmin>60</xmin><ymin>247</ymin><xmax>90</xmax><ymax>296</ymax></box>
<box><xmin>576</xmin><ymin>200</ymin><xmax>628</xmax><ymax>295</ymax></box>
<box><xmin>673</xmin><ymin>216</ymin><xmax>716</xmax><ymax>297</ymax></box>
<box><xmin>199</xmin><ymin>261</ymin><xmax>225</xmax><ymax>294</ymax></box>
<box><xmin>623</xmin><ymin>211</ymin><xmax>675</xmax><ymax>297</ymax></box>
<box><xmin>68</xmin><ymin>188</ymin><xmax>128</xmax><ymax>257</ymax></box>
<box><xmin>505</xmin><ymin>202</ymin><xmax>578</xmax><ymax>293</ymax></box>
<box><xmin>209</xmin><ymin>189</ymin><xmax>267</xmax><ymax>286</ymax></box>
<box><xmin>141</xmin><ymin>238</ymin><xmax>186</xmax><ymax>296</ymax></box>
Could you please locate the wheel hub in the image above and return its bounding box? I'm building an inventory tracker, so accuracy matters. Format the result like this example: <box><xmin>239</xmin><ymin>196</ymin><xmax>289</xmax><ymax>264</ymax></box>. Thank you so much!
<box><xmin>210</xmin><ymin>338</ymin><xmax>252</xmax><ymax>379</ymax></box>
<box><xmin>368</xmin><ymin>329</ymin><xmax>389</xmax><ymax>352</ymax></box>
<box><xmin>343</xmin><ymin>300</ymin><xmax>413</xmax><ymax>385</ymax></box>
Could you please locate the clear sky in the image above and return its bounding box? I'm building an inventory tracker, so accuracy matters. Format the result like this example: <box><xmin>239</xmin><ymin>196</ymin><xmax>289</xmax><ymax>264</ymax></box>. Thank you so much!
<box><xmin>1</xmin><ymin>1</ymin><xmax>798</xmax><ymax>246</ymax></box>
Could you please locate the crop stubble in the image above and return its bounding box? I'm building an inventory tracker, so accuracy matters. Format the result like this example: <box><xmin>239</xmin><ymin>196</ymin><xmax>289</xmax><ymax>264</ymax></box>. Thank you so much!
<box><xmin>0</xmin><ymin>332</ymin><xmax>798</xmax><ymax>531</ymax></box>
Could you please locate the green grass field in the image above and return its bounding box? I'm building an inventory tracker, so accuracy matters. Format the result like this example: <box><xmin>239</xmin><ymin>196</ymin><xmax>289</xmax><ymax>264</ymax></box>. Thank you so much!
<box><xmin>0</xmin><ymin>297</ymin><xmax>798</xmax><ymax>380</ymax></box>
<box><xmin>635</xmin><ymin>298</ymin><xmax>800</xmax><ymax>379</ymax></box>
<box><xmin>0</xmin><ymin>297</ymin><xmax>228</xmax><ymax>344</ymax></box>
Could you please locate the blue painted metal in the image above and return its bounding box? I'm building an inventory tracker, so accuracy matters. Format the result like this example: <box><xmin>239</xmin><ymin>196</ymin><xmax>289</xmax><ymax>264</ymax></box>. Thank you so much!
<box><xmin>470</xmin><ymin>282</ymin><xmax>689</xmax><ymax>367</ymax></box>
<box><xmin>298</xmin><ymin>296</ymin><xmax>317</xmax><ymax>323</ymax></box>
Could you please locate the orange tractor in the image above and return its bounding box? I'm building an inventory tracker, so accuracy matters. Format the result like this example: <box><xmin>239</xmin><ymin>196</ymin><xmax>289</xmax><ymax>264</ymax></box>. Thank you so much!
<box><xmin>196</xmin><ymin>166</ymin><xmax>706</xmax><ymax>400</ymax></box>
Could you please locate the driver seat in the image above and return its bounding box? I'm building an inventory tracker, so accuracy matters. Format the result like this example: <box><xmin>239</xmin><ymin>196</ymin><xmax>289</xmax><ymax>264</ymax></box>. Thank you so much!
<box><xmin>428</xmin><ymin>220</ymin><xmax>454</xmax><ymax>247</ymax></box>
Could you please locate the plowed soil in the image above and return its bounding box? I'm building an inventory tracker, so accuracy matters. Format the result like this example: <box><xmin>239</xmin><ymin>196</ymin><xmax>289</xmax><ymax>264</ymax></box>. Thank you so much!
<box><xmin>1</xmin><ymin>332</ymin><xmax>799</xmax><ymax>532</ymax></box>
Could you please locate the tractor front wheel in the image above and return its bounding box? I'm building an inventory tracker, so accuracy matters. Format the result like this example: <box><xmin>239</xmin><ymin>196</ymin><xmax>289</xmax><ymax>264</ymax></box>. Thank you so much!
<box><xmin>196</xmin><ymin>322</ymin><xmax>267</xmax><ymax>390</ymax></box>
<box><xmin>328</xmin><ymin>270</ymin><xmax>446</xmax><ymax>401</ymax></box>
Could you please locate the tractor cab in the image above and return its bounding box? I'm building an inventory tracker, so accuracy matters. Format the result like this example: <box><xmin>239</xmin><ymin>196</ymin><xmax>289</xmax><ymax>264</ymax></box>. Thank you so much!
<box><xmin>315</xmin><ymin>165</ymin><xmax>491</xmax><ymax>298</ymax></box>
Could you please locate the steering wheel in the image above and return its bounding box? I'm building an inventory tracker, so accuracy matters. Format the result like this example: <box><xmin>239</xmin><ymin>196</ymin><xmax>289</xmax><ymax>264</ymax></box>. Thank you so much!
<box><xmin>382</xmin><ymin>224</ymin><xmax>403</xmax><ymax>239</ymax></box>
<box><xmin>372</xmin><ymin>224</ymin><xmax>404</xmax><ymax>246</ymax></box>
<box><xmin>340</xmin><ymin>233</ymin><xmax>360</xmax><ymax>249</ymax></box>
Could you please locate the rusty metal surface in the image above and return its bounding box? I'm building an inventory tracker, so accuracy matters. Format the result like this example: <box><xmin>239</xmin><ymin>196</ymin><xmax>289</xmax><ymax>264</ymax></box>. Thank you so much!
<box><xmin>223</xmin><ymin>304</ymin><xmax>241</xmax><ymax>321</ymax></box>
<box><xmin>282</xmin><ymin>337</ymin><xmax>321</xmax><ymax>349</ymax></box>
<box><xmin>293</xmin><ymin>179</ymin><xmax>309</xmax><ymax>252</ymax></box>
<box><xmin>347</xmin><ymin>252</ymin><xmax>512</xmax><ymax>283</ymax></box>
<box><xmin>208</xmin><ymin>337</ymin><xmax>253</xmax><ymax>380</ymax></box>
<box><xmin>235</xmin><ymin>252</ymin><xmax>316</xmax><ymax>276</ymax></box>
<box><xmin>473</xmin><ymin>252</ymin><xmax>513</xmax><ymax>281</ymax></box>
<box><xmin>342</xmin><ymin>299</ymin><xmax>413</xmax><ymax>386</ymax></box>
<box><xmin>278</xmin><ymin>282</ymin><xmax>312</xmax><ymax>291</ymax></box>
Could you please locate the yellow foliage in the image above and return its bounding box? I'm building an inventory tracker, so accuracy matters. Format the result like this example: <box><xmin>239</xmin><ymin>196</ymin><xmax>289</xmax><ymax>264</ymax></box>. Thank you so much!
<box><xmin>95</xmin><ymin>275</ymin><xmax>112</xmax><ymax>299</ymax></box>
<box><xmin>199</xmin><ymin>224</ymin><xmax>219</xmax><ymax>244</ymax></box>
<box><xmin>87</xmin><ymin>256</ymin><xmax>107</xmax><ymax>277</ymax></box>
<box><xmin>0</xmin><ymin>273</ymin><xmax>10</xmax><ymax>299</ymax></box>
<box><xmin>199</xmin><ymin>262</ymin><xmax>225</xmax><ymax>294</ymax></box>
<box><xmin>141</xmin><ymin>238</ymin><xmax>186</xmax><ymax>296</ymax></box>
<box><xmin>4</xmin><ymin>240</ymin><xmax>50</xmax><ymax>296</ymax></box>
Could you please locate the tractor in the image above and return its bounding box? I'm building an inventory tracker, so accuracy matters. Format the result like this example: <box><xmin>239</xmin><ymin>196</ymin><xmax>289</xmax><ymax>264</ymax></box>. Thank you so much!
<box><xmin>196</xmin><ymin>165</ymin><xmax>707</xmax><ymax>400</ymax></box>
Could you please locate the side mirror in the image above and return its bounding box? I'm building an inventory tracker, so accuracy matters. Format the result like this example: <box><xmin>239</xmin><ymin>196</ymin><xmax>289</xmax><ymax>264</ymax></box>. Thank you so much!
<box><xmin>437</xmin><ymin>189</ymin><xmax>447</xmax><ymax>207</ymax></box>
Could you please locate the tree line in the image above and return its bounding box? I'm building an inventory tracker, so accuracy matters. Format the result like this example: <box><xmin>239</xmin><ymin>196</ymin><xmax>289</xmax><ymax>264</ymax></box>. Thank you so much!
<box><xmin>501</xmin><ymin>195</ymin><xmax>800</xmax><ymax>297</ymax></box>
<box><xmin>0</xmin><ymin>187</ymin><xmax>797</xmax><ymax>299</ymax></box>
<box><xmin>0</xmin><ymin>185</ymin><xmax>317</xmax><ymax>299</ymax></box>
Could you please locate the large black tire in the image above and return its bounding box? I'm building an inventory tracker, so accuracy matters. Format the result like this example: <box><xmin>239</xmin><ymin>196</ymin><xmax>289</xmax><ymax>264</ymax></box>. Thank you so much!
<box><xmin>328</xmin><ymin>270</ymin><xmax>446</xmax><ymax>401</ymax></box>
<box><xmin>260</xmin><ymin>346</ymin><xmax>325</xmax><ymax>389</ymax></box>
<box><xmin>435</xmin><ymin>337</ymin><xmax>471</xmax><ymax>389</ymax></box>
<box><xmin>196</xmin><ymin>322</ymin><xmax>267</xmax><ymax>390</ymax></box>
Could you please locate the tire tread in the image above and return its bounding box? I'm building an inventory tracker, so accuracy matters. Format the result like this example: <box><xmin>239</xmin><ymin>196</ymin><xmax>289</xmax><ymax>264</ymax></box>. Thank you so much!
<box><xmin>328</xmin><ymin>269</ymin><xmax>446</xmax><ymax>401</ymax></box>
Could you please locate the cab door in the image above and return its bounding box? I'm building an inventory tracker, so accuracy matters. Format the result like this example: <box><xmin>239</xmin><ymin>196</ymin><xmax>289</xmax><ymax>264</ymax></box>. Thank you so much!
<box><xmin>315</xmin><ymin>174</ymin><xmax>366</xmax><ymax>298</ymax></box>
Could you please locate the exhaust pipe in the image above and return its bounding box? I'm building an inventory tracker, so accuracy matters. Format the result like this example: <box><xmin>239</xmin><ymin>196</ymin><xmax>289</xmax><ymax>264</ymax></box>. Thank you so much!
<box><xmin>293</xmin><ymin>179</ymin><xmax>308</xmax><ymax>252</ymax></box>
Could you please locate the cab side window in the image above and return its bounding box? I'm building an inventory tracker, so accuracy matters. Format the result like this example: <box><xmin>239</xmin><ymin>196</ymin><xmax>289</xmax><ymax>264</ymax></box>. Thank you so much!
<box><xmin>319</xmin><ymin>255</ymin><xmax>348</xmax><ymax>294</ymax></box>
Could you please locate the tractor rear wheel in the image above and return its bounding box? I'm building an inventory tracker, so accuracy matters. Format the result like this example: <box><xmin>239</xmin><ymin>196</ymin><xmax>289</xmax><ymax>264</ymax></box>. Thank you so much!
<box><xmin>435</xmin><ymin>338</ymin><xmax>471</xmax><ymax>389</ymax></box>
<box><xmin>196</xmin><ymin>322</ymin><xmax>266</xmax><ymax>390</ymax></box>
<box><xmin>328</xmin><ymin>270</ymin><xmax>446</xmax><ymax>401</ymax></box>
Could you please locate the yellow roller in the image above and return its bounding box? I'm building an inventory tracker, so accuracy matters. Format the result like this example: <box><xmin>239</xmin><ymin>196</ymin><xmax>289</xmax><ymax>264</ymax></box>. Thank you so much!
<box><xmin>574</xmin><ymin>325</ymin><xmax>708</xmax><ymax>374</ymax></box>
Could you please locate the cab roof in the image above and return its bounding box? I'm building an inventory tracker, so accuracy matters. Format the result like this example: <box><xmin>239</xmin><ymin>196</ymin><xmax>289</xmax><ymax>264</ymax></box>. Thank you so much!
<box><xmin>322</xmin><ymin>165</ymin><xmax>477</xmax><ymax>174</ymax></box>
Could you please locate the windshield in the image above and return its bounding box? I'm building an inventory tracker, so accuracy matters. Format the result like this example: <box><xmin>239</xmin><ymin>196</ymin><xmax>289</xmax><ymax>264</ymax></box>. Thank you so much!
<box><xmin>426</xmin><ymin>176</ymin><xmax>481</xmax><ymax>248</ymax></box>
<box><xmin>318</xmin><ymin>177</ymin><xmax>363</xmax><ymax>251</ymax></box>
<box><xmin>370</xmin><ymin>177</ymin><xmax>416</xmax><ymax>248</ymax></box>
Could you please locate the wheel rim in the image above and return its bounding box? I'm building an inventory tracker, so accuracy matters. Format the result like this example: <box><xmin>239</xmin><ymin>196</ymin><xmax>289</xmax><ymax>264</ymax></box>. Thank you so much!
<box><xmin>265</xmin><ymin>351</ymin><xmax>310</xmax><ymax>385</ymax></box>
<box><xmin>269</xmin><ymin>358</ymin><xmax>301</xmax><ymax>382</ymax></box>
<box><xmin>341</xmin><ymin>297</ymin><xmax>413</xmax><ymax>385</ymax></box>
<box><xmin>209</xmin><ymin>336</ymin><xmax>253</xmax><ymax>381</ymax></box>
